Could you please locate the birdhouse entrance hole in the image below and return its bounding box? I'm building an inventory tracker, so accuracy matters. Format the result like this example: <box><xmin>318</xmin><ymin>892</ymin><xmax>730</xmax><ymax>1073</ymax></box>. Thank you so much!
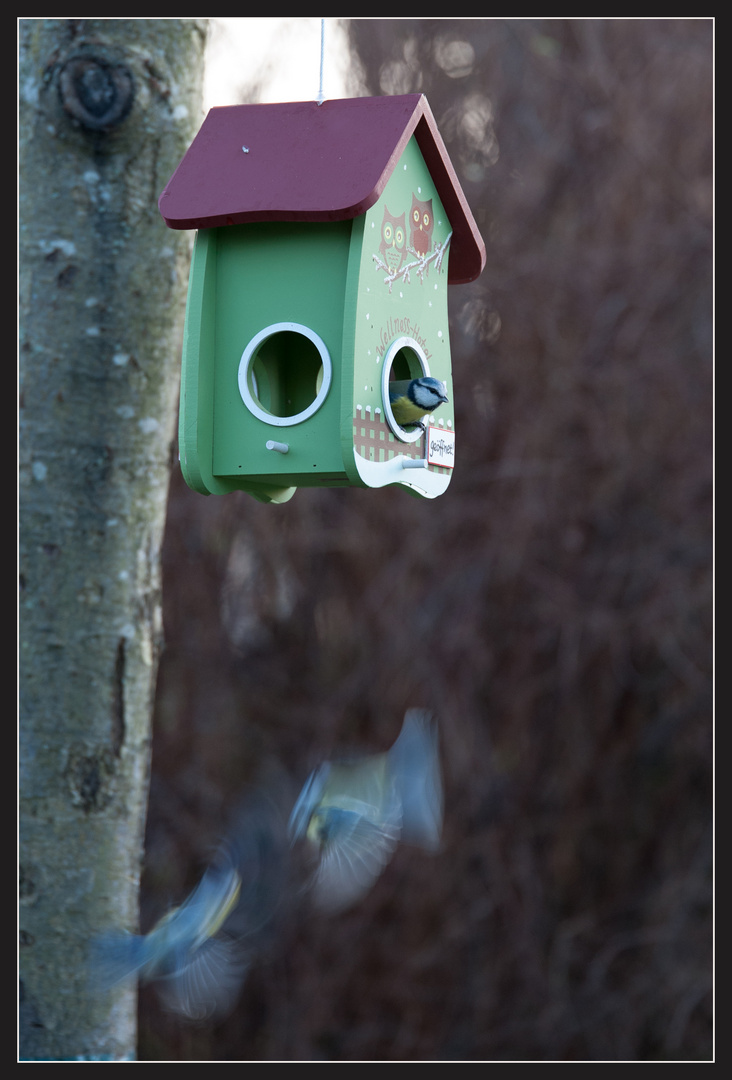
<box><xmin>238</xmin><ymin>322</ymin><xmax>333</xmax><ymax>427</ymax></box>
<box><xmin>381</xmin><ymin>336</ymin><xmax>431</xmax><ymax>443</ymax></box>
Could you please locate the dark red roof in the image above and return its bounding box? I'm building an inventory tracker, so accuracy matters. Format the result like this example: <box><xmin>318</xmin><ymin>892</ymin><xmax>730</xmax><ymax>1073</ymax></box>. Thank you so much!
<box><xmin>158</xmin><ymin>94</ymin><xmax>485</xmax><ymax>284</ymax></box>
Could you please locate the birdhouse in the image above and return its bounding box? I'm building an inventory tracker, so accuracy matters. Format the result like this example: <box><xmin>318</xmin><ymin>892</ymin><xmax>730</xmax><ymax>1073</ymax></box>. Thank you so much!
<box><xmin>159</xmin><ymin>94</ymin><xmax>485</xmax><ymax>503</ymax></box>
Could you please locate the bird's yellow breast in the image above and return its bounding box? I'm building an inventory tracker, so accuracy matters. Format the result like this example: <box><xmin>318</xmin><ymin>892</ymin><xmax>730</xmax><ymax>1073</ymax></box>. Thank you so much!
<box><xmin>390</xmin><ymin>394</ymin><xmax>428</xmax><ymax>424</ymax></box>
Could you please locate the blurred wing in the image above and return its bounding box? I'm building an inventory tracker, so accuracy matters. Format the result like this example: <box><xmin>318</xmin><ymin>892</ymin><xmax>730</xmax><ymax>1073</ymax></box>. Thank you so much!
<box><xmin>175</xmin><ymin>857</ymin><xmax>242</xmax><ymax>950</ymax></box>
<box><xmin>388</xmin><ymin>709</ymin><xmax>443</xmax><ymax>851</ymax></box>
<box><xmin>312</xmin><ymin>808</ymin><xmax>402</xmax><ymax>913</ymax></box>
<box><xmin>155</xmin><ymin>933</ymin><xmax>250</xmax><ymax>1023</ymax></box>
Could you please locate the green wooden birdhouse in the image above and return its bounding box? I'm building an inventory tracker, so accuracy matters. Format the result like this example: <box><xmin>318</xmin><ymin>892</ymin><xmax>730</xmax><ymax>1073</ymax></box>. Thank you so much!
<box><xmin>159</xmin><ymin>94</ymin><xmax>485</xmax><ymax>503</ymax></box>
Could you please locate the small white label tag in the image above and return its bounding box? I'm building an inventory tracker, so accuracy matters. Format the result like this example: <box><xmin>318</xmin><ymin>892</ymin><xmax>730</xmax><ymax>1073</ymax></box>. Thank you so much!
<box><xmin>426</xmin><ymin>426</ymin><xmax>455</xmax><ymax>469</ymax></box>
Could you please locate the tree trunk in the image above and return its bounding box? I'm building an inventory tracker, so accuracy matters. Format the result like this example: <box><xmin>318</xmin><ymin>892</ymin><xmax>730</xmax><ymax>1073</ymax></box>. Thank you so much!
<box><xmin>19</xmin><ymin>18</ymin><xmax>207</xmax><ymax>1060</ymax></box>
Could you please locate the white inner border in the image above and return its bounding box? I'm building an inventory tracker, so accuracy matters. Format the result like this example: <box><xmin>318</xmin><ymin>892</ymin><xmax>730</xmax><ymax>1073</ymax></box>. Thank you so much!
<box><xmin>381</xmin><ymin>336</ymin><xmax>431</xmax><ymax>443</ymax></box>
<box><xmin>238</xmin><ymin>321</ymin><xmax>332</xmax><ymax>427</ymax></box>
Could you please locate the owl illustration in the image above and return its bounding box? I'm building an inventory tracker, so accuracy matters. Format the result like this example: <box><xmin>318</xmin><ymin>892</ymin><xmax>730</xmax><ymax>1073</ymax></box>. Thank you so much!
<box><xmin>378</xmin><ymin>206</ymin><xmax>407</xmax><ymax>273</ymax></box>
<box><xmin>410</xmin><ymin>195</ymin><xmax>434</xmax><ymax>259</ymax></box>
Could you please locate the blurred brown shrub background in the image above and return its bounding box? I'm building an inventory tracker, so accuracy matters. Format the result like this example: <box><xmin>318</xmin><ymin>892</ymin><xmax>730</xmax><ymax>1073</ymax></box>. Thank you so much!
<box><xmin>138</xmin><ymin>19</ymin><xmax>712</xmax><ymax>1060</ymax></box>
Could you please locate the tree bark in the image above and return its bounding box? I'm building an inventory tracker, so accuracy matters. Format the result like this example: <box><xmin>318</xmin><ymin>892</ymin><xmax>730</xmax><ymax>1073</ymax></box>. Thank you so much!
<box><xmin>19</xmin><ymin>18</ymin><xmax>207</xmax><ymax>1060</ymax></box>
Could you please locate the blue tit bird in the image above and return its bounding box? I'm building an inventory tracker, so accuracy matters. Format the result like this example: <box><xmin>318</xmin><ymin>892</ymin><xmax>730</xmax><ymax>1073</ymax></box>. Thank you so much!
<box><xmin>388</xmin><ymin>376</ymin><xmax>449</xmax><ymax>432</ymax></box>
<box><xmin>288</xmin><ymin>709</ymin><xmax>443</xmax><ymax>913</ymax></box>
<box><xmin>92</xmin><ymin>843</ymin><xmax>250</xmax><ymax>1023</ymax></box>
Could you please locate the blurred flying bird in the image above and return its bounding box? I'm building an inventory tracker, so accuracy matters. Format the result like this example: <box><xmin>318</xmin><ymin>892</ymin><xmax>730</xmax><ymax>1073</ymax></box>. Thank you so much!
<box><xmin>388</xmin><ymin>376</ymin><xmax>449</xmax><ymax>431</ymax></box>
<box><xmin>92</xmin><ymin>842</ymin><xmax>247</xmax><ymax>1022</ymax></box>
<box><xmin>92</xmin><ymin>789</ymin><xmax>288</xmax><ymax>1023</ymax></box>
<box><xmin>288</xmin><ymin>709</ymin><xmax>443</xmax><ymax>912</ymax></box>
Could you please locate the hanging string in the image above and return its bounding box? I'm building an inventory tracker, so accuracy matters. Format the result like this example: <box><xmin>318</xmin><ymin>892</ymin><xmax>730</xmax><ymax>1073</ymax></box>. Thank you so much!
<box><xmin>317</xmin><ymin>18</ymin><xmax>325</xmax><ymax>105</ymax></box>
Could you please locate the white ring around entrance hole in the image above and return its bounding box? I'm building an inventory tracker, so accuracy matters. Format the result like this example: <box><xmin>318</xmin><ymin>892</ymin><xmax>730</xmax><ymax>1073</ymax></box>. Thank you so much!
<box><xmin>381</xmin><ymin>336</ymin><xmax>431</xmax><ymax>443</ymax></box>
<box><xmin>238</xmin><ymin>322</ymin><xmax>332</xmax><ymax>427</ymax></box>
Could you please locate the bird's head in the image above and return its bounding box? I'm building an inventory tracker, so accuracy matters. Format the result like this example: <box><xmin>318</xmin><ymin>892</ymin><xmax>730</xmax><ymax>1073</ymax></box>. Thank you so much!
<box><xmin>408</xmin><ymin>377</ymin><xmax>449</xmax><ymax>411</ymax></box>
